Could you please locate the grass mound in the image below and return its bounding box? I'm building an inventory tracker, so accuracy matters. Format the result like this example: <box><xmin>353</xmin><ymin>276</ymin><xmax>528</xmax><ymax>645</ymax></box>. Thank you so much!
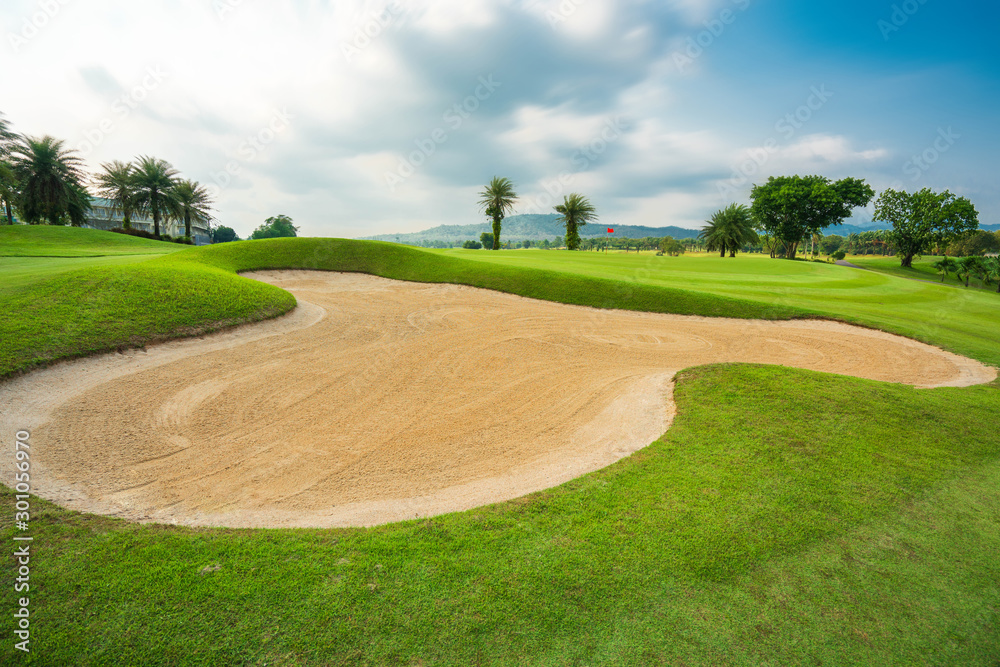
<box><xmin>0</xmin><ymin>225</ymin><xmax>184</xmax><ymax>257</ymax></box>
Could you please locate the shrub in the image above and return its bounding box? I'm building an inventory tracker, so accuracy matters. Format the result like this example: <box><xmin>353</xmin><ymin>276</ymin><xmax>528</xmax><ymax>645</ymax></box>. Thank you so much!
<box><xmin>462</xmin><ymin>240</ymin><xmax>483</xmax><ymax>249</ymax></box>
<box><xmin>832</xmin><ymin>250</ymin><xmax>847</xmax><ymax>261</ymax></box>
<box><xmin>110</xmin><ymin>227</ymin><xmax>161</xmax><ymax>241</ymax></box>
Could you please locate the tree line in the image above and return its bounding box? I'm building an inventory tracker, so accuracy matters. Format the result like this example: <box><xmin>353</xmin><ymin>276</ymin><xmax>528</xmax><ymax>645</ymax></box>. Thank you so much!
<box><xmin>697</xmin><ymin>175</ymin><xmax>986</xmax><ymax>270</ymax></box>
<box><xmin>0</xmin><ymin>112</ymin><xmax>213</xmax><ymax>242</ymax></box>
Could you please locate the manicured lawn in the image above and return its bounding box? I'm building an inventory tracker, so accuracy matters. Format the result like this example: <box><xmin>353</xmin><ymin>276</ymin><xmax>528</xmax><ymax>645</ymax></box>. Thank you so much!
<box><xmin>0</xmin><ymin>225</ymin><xmax>185</xmax><ymax>257</ymax></box>
<box><xmin>446</xmin><ymin>248</ymin><xmax>1000</xmax><ymax>367</ymax></box>
<box><xmin>1</xmin><ymin>229</ymin><xmax>998</xmax><ymax>665</ymax></box>
<box><xmin>2</xmin><ymin>365</ymin><xmax>998</xmax><ymax>665</ymax></box>
<box><xmin>851</xmin><ymin>255</ymin><xmax>999</xmax><ymax>291</ymax></box>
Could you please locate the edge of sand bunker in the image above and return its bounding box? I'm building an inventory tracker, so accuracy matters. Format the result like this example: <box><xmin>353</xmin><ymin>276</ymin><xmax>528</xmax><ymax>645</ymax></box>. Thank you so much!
<box><xmin>1</xmin><ymin>270</ymin><xmax>995</xmax><ymax>529</ymax></box>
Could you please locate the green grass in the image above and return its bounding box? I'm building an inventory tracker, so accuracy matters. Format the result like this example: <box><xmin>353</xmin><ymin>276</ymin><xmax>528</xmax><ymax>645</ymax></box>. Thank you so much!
<box><xmin>445</xmin><ymin>249</ymin><xmax>1000</xmax><ymax>367</ymax></box>
<box><xmin>851</xmin><ymin>255</ymin><xmax>1000</xmax><ymax>292</ymax></box>
<box><xmin>2</xmin><ymin>365</ymin><xmax>999</xmax><ymax>665</ymax></box>
<box><xmin>0</xmin><ymin>225</ymin><xmax>185</xmax><ymax>257</ymax></box>
<box><xmin>1</xmin><ymin>228</ymin><xmax>999</xmax><ymax>665</ymax></box>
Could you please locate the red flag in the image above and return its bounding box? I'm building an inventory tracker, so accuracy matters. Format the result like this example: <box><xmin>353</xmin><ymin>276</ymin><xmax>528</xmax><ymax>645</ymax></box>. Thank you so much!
<box><xmin>607</xmin><ymin>227</ymin><xmax>614</xmax><ymax>233</ymax></box>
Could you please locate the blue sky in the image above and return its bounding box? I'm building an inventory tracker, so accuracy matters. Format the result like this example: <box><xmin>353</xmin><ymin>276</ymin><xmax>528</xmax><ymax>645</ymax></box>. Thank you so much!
<box><xmin>2</xmin><ymin>0</ymin><xmax>997</xmax><ymax>237</ymax></box>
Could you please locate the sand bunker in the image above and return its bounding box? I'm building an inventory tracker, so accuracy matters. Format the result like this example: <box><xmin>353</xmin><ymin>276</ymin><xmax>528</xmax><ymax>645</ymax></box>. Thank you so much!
<box><xmin>2</xmin><ymin>271</ymin><xmax>994</xmax><ymax>528</ymax></box>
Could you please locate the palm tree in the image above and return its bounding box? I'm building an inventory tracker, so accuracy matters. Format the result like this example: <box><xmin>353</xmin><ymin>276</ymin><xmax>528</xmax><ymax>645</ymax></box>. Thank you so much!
<box><xmin>478</xmin><ymin>176</ymin><xmax>517</xmax><ymax>250</ymax></box>
<box><xmin>956</xmin><ymin>256</ymin><xmax>981</xmax><ymax>288</ymax></box>
<box><xmin>554</xmin><ymin>193</ymin><xmax>597</xmax><ymax>250</ymax></box>
<box><xmin>932</xmin><ymin>256</ymin><xmax>958</xmax><ymax>283</ymax></box>
<box><xmin>131</xmin><ymin>156</ymin><xmax>179</xmax><ymax>237</ymax></box>
<box><xmin>93</xmin><ymin>160</ymin><xmax>139</xmax><ymax>230</ymax></box>
<box><xmin>173</xmin><ymin>179</ymin><xmax>214</xmax><ymax>239</ymax></box>
<box><xmin>700</xmin><ymin>203</ymin><xmax>758</xmax><ymax>257</ymax></box>
<box><xmin>0</xmin><ymin>160</ymin><xmax>17</xmax><ymax>225</ymax></box>
<box><xmin>9</xmin><ymin>135</ymin><xmax>89</xmax><ymax>225</ymax></box>
<box><xmin>985</xmin><ymin>257</ymin><xmax>1000</xmax><ymax>293</ymax></box>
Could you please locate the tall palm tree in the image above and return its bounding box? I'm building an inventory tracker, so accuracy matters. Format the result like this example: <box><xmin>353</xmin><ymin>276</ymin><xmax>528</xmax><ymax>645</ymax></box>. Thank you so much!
<box><xmin>173</xmin><ymin>179</ymin><xmax>214</xmax><ymax>239</ymax></box>
<box><xmin>554</xmin><ymin>193</ymin><xmax>597</xmax><ymax>250</ymax></box>
<box><xmin>956</xmin><ymin>256</ymin><xmax>981</xmax><ymax>288</ymax></box>
<box><xmin>131</xmin><ymin>156</ymin><xmax>179</xmax><ymax>237</ymax></box>
<box><xmin>94</xmin><ymin>160</ymin><xmax>139</xmax><ymax>230</ymax></box>
<box><xmin>478</xmin><ymin>176</ymin><xmax>517</xmax><ymax>250</ymax></box>
<box><xmin>10</xmin><ymin>135</ymin><xmax>89</xmax><ymax>225</ymax></box>
<box><xmin>700</xmin><ymin>203</ymin><xmax>758</xmax><ymax>257</ymax></box>
<box><xmin>986</xmin><ymin>257</ymin><xmax>1000</xmax><ymax>293</ymax></box>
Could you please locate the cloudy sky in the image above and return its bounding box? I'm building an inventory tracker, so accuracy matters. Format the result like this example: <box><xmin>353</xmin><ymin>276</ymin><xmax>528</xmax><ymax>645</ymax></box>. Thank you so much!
<box><xmin>2</xmin><ymin>0</ymin><xmax>997</xmax><ymax>237</ymax></box>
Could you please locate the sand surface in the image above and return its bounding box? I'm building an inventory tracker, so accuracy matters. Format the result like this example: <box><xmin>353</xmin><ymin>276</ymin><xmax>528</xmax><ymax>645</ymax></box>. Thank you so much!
<box><xmin>2</xmin><ymin>271</ymin><xmax>995</xmax><ymax>528</ymax></box>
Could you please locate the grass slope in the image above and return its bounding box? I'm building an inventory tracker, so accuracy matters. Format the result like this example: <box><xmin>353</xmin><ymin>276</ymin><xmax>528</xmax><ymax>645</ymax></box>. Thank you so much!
<box><xmin>0</xmin><ymin>225</ymin><xmax>185</xmax><ymax>257</ymax></box>
<box><xmin>2</xmin><ymin>365</ymin><xmax>998</xmax><ymax>665</ymax></box>
<box><xmin>852</xmin><ymin>255</ymin><xmax>1000</xmax><ymax>292</ymax></box>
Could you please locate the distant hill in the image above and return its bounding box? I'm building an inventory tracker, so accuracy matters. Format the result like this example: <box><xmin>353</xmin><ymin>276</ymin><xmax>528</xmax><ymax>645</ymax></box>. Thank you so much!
<box><xmin>359</xmin><ymin>214</ymin><xmax>702</xmax><ymax>245</ymax></box>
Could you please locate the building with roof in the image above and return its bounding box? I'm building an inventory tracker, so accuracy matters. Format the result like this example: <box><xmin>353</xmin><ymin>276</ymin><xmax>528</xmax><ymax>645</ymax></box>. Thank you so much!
<box><xmin>83</xmin><ymin>197</ymin><xmax>212</xmax><ymax>245</ymax></box>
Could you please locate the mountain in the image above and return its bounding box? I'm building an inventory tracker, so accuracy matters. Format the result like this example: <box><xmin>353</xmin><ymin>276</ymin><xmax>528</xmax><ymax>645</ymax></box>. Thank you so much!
<box><xmin>359</xmin><ymin>214</ymin><xmax>702</xmax><ymax>245</ymax></box>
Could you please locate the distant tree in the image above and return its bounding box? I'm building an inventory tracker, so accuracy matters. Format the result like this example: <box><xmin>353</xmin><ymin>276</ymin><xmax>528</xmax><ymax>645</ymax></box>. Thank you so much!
<box><xmin>832</xmin><ymin>250</ymin><xmax>847</xmax><ymax>262</ymax></box>
<box><xmin>540</xmin><ymin>239</ymin><xmax>551</xmax><ymax>249</ymax></box>
<box><xmin>174</xmin><ymin>179</ymin><xmax>214</xmax><ymax>239</ymax></box>
<box><xmin>251</xmin><ymin>214</ymin><xmax>298</xmax><ymax>239</ymax></box>
<box><xmin>212</xmin><ymin>225</ymin><xmax>239</xmax><ymax>243</ymax></box>
<box><xmin>522</xmin><ymin>239</ymin><xmax>531</xmax><ymax>248</ymax></box>
<box><xmin>750</xmin><ymin>175</ymin><xmax>874</xmax><ymax>259</ymax></box>
<box><xmin>478</xmin><ymin>176</ymin><xmax>517</xmax><ymax>250</ymax></box>
<box><xmin>480</xmin><ymin>232</ymin><xmax>494</xmax><ymax>249</ymax></box>
<box><xmin>10</xmin><ymin>135</ymin><xmax>89</xmax><ymax>225</ymax></box>
<box><xmin>659</xmin><ymin>236</ymin><xmax>684</xmax><ymax>256</ymax></box>
<box><xmin>131</xmin><ymin>155</ymin><xmax>180</xmax><ymax>237</ymax></box>
<box><xmin>554</xmin><ymin>194</ymin><xmax>597</xmax><ymax>250</ymax></box>
<box><xmin>948</xmin><ymin>230</ymin><xmax>1000</xmax><ymax>257</ymax></box>
<box><xmin>873</xmin><ymin>188</ymin><xmax>979</xmax><ymax>267</ymax></box>
<box><xmin>462</xmin><ymin>239</ymin><xmax>482</xmax><ymax>249</ymax></box>
<box><xmin>94</xmin><ymin>160</ymin><xmax>138</xmax><ymax>230</ymax></box>
<box><xmin>700</xmin><ymin>203</ymin><xmax>758</xmax><ymax>257</ymax></box>
<box><xmin>0</xmin><ymin>160</ymin><xmax>17</xmax><ymax>225</ymax></box>
<box><xmin>553</xmin><ymin>236</ymin><xmax>563</xmax><ymax>248</ymax></box>
<box><xmin>932</xmin><ymin>256</ymin><xmax>958</xmax><ymax>282</ymax></box>
<box><xmin>819</xmin><ymin>234</ymin><xmax>844</xmax><ymax>255</ymax></box>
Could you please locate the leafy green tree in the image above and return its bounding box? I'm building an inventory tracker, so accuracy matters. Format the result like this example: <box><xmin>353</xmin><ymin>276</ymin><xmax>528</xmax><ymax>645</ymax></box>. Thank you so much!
<box><xmin>659</xmin><ymin>236</ymin><xmax>685</xmax><ymax>256</ymax></box>
<box><xmin>932</xmin><ymin>256</ymin><xmax>958</xmax><ymax>282</ymax></box>
<box><xmin>480</xmin><ymin>232</ymin><xmax>494</xmax><ymax>249</ymax></box>
<box><xmin>94</xmin><ymin>160</ymin><xmax>139</xmax><ymax>230</ymax></box>
<box><xmin>131</xmin><ymin>156</ymin><xmax>180</xmax><ymax>237</ymax></box>
<box><xmin>700</xmin><ymin>203</ymin><xmax>758</xmax><ymax>257</ymax></box>
<box><xmin>948</xmin><ymin>230</ymin><xmax>1000</xmax><ymax>257</ymax></box>
<box><xmin>522</xmin><ymin>239</ymin><xmax>531</xmax><ymax>248</ymax></box>
<box><xmin>250</xmin><ymin>214</ymin><xmax>298</xmax><ymax>239</ymax></box>
<box><xmin>10</xmin><ymin>135</ymin><xmax>90</xmax><ymax>225</ymax></box>
<box><xmin>478</xmin><ymin>176</ymin><xmax>517</xmax><ymax>250</ymax></box>
<box><xmin>819</xmin><ymin>234</ymin><xmax>844</xmax><ymax>255</ymax></box>
<box><xmin>874</xmin><ymin>188</ymin><xmax>979</xmax><ymax>268</ymax></box>
<box><xmin>554</xmin><ymin>193</ymin><xmax>597</xmax><ymax>250</ymax></box>
<box><xmin>212</xmin><ymin>225</ymin><xmax>239</xmax><ymax>243</ymax></box>
<box><xmin>174</xmin><ymin>180</ymin><xmax>214</xmax><ymax>239</ymax></box>
<box><xmin>462</xmin><ymin>239</ymin><xmax>482</xmax><ymax>249</ymax></box>
<box><xmin>750</xmin><ymin>175</ymin><xmax>874</xmax><ymax>259</ymax></box>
